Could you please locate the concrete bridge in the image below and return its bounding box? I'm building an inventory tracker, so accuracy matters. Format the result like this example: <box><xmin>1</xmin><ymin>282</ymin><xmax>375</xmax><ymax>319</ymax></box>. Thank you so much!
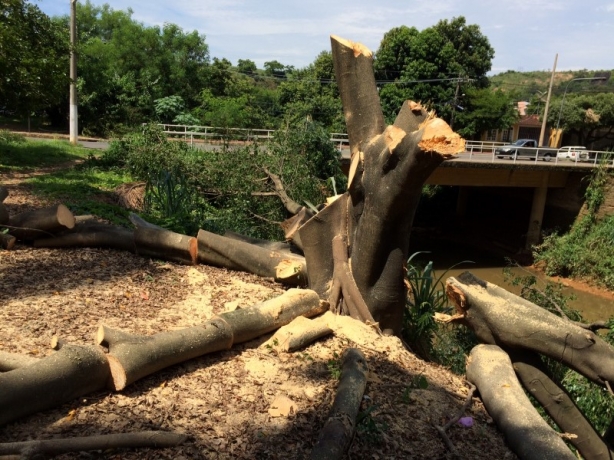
<box><xmin>340</xmin><ymin>150</ymin><xmax>599</xmax><ymax>249</ymax></box>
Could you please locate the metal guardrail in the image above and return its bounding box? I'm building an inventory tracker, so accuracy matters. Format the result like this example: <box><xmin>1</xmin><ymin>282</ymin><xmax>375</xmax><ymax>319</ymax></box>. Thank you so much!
<box><xmin>153</xmin><ymin>123</ymin><xmax>350</xmax><ymax>148</ymax></box>
<box><xmin>155</xmin><ymin>124</ymin><xmax>612</xmax><ymax>167</ymax></box>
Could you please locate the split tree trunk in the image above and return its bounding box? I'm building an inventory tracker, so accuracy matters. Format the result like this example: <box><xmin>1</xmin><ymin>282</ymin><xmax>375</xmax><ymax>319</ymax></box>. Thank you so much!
<box><xmin>466</xmin><ymin>345</ymin><xmax>576</xmax><ymax>460</ymax></box>
<box><xmin>299</xmin><ymin>36</ymin><xmax>464</xmax><ymax>333</ymax></box>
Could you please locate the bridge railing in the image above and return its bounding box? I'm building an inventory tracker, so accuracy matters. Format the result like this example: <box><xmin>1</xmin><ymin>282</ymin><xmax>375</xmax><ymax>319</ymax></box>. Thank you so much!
<box><xmin>152</xmin><ymin>123</ymin><xmax>350</xmax><ymax>148</ymax></box>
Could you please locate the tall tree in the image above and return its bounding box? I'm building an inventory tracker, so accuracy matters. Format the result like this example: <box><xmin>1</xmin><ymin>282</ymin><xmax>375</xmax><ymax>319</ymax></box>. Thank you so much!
<box><xmin>454</xmin><ymin>87</ymin><xmax>519</xmax><ymax>139</ymax></box>
<box><xmin>374</xmin><ymin>17</ymin><xmax>494</xmax><ymax>128</ymax></box>
<box><xmin>0</xmin><ymin>0</ymin><xmax>68</xmax><ymax>119</ymax></box>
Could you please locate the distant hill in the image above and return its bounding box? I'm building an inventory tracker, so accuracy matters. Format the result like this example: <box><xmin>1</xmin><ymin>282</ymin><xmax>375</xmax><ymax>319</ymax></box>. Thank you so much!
<box><xmin>489</xmin><ymin>70</ymin><xmax>613</xmax><ymax>101</ymax></box>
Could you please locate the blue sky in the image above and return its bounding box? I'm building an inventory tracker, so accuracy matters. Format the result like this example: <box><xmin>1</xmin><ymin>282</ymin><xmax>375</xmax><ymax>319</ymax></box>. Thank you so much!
<box><xmin>38</xmin><ymin>0</ymin><xmax>614</xmax><ymax>75</ymax></box>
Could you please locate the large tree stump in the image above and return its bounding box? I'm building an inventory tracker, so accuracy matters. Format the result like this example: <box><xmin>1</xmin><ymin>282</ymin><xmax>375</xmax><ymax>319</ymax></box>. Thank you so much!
<box><xmin>8</xmin><ymin>204</ymin><xmax>75</xmax><ymax>240</ymax></box>
<box><xmin>0</xmin><ymin>345</ymin><xmax>110</xmax><ymax>426</ymax></box>
<box><xmin>466</xmin><ymin>345</ymin><xmax>576</xmax><ymax>460</ymax></box>
<box><xmin>99</xmin><ymin>289</ymin><xmax>325</xmax><ymax>390</ymax></box>
<box><xmin>298</xmin><ymin>36</ymin><xmax>464</xmax><ymax>334</ymax></box>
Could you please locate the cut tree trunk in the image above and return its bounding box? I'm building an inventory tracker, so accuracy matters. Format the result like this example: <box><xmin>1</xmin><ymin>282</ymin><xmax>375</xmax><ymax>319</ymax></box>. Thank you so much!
<box><xmin>8</xmin><ymin>204</ymin><xmax>75</xmax><ymax>240</ymax></box>
<box><xmin>0</xmin><ymin>345</ymin><xmax>110</xmax><ymax>426</ymax></box>
<box><xmin>299</xmin><ymin>36</ymin><xmax>464</xmax><ymax>334</ymax></box>
<box><xmin>445</xmin><ymin>271</ymin><xmax>614</xmax><ymax>387</ymax></box>
<box><xmin>98</xmin><ymin>289</ymin><xmax>325</xmax><ymax>390</ymax></box>
<box><xmin>0</xmin><ymin>185</ymin><xmax>8</xmax><ymax>203</ymax></box>
<box><xmin>310</xmin><ymin>348</ymin><xmax>369</xmax><ymax>460</ymax></box>
<box><xmin>33</xmin><ymin>220</ymin><xmax>136</xmax><ymax>252</ymax></box>
<box><xmin>466</xmin><ymin>344</ymin><xmax>576</xmax><ymax>460</ymax></box>
<box><xmin>129</xmin><ymin>214</ymin><xmax>197</xmax><ymax>265</ymax></box>
<box><xmin>0</xmin><ymin>431</ymin><xmax>187</xmax><ymax>457</ymax></box>
<box><xmin>0</xmin><ymin>351</ymin><xmax>39</xmax><ymax>372</ymax></box>
<box><xmin>197</xmin><ymin>229</ymin><xmax>307</xmax><ymax>286</ymax></box>
<box><xmin>508</xmin><ymin>349</ymin><xmax>613</xmax><ymax>460</ymax></box>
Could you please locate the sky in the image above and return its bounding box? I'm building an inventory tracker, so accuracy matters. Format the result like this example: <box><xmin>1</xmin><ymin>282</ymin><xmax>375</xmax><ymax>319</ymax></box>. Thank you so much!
<box><xmin>38</xmin><ymin>0</ymin><xmax>614</xmax><ymax>75</ymax></box>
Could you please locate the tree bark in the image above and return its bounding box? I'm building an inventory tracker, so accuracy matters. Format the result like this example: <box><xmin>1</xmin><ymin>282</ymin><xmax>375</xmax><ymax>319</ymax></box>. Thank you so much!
<box><xmin>264</xmin><ymin>167</ymin><xmax>304</xmax><ymax>215</ymax></box>
<box><xmin>466</xmin><ymin>345</ymin><xmax>576</xmax><ymax>460</ymax></box>
<box><xmin>134</xmin><ymin>226</ymin><xmax>197</xmax><ymax>265</ymax></box>
<box><xmin>445</xmin><ymin>272</ymin><xmax>614</xmax><ymax>387</ymax></box>
<box><xmin>0</xmin><ymin>185</ymin><xmax>8</xmax><ymax>203</ymax></box>
<box><xmin>0</xmin><ymin>351</ymin><xmax>39</xmax><ymax>372</ymax></box>
<box><xmin>33</xmin><ymin>221</ymin><xmax>136</xmax><ymax>252</ymax></box>
<box><xmin>0</xmin><ymin>345</ymin><xmax>110</xmax><ymax>426</ymax></box>
<box><xmin>197</xmin><ymin>229</ymin><xmax>307</xmax><ymax>286</ymax></box>
<box><xmin>0</xmin><ymin>203</ymin><xmax>8</xmax><ymax>225</ymax></box>
<box><xmin>0</xmin><ymin>232</ymin><xmax>15</xmax><ymax>250</ymax></box>
<box><xmin>509</xmin><ymin>349</ymin><xmax>614</xmax><ymax>460</ymax></box>
<box><xmin>99</xmin><ymin>289</ymin><xmax>325</xmax><ymax>390</ymax></box>
<box><xmin>8</xmin><ymin>204</ymin><xmax>75</xmax><ymax>240</ymax></box>
<box><xmin>299</xmin><ymin>36</ymin><xmax>464</xmax><ymax>334</ymax></box>
<box><xmin>0</xmin><ymin>431</ymin><xmax>187</xmax><ymax>457</ymax></box>
<box><xmin>310</xmin><ymin>348</ymin><xmax>369</xmax><ymax>460</ymax></box>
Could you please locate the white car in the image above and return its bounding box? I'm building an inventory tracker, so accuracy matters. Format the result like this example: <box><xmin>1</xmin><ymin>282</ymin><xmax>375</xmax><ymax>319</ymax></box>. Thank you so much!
<box><xmin>557</xmin><ymin>146</ymin><xmax>588</xmax><ymax>161</ymax></box>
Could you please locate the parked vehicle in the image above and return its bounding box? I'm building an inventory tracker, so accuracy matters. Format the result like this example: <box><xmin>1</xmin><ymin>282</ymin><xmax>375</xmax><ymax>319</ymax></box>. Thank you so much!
<box><xmin>495</xmin><ymin>139</ymin><xmax>558</xmax><ymax>161</ymax></box>
<box><xmin>556</xmin><ymin>146</ymin><xmax>588</xmax><ymax>161</ymax></box>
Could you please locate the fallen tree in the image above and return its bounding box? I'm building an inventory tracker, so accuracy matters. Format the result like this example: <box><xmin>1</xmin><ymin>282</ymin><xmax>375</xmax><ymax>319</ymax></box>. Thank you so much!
<box><xmin>442</xmin><ymin>271</ymin><xmax>614</xmax><ymax>459</ymax></box>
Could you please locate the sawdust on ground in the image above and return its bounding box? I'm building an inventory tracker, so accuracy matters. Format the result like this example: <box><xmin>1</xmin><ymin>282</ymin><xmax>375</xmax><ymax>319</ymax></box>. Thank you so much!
<box><xmin>0</xmin><ymin>166</ymin><xmax>517</xmax><ymax>459</ymax></box>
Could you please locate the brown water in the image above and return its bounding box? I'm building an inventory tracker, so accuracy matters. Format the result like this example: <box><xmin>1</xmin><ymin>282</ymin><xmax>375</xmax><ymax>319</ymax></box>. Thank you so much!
<box><xmin>409</xmin><ymin>237</ymin><xmax>614</xmax><ymax>323</ymax></box>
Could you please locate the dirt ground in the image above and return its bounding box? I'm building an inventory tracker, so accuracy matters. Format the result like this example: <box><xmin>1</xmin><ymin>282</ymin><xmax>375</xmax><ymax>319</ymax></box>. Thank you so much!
<box><xmin>0</xmin><ymin>167</ymin><xmax>518</xmax><ymax>459</ymax></box>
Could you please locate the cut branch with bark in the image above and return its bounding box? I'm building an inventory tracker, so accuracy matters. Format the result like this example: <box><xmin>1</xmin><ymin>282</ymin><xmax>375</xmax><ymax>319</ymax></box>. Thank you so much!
<box><xmin>99</xmin><ymin>289</ymin><xmax>326</xmax><ymax>390</ymax></box>
<box><xmin>310</xmin><ymin>348</ymin><xmax>369</xmax><ymax>460</ymax></box>
<box><xmin>8</xmin><ymin>204</ymin><xmax>75</xmax><ymax>241</ymax></box>
<box><xmin>445</xmin><ymin>271</ymin><xmax>614</xmax><ymax>387</ymax></box>
<box><xmin>0</xmin><ymin>431</ymin><xmax>188</xmax><ymax>457</ymax></box>
<box><xmin>0</xmin><ymin>351</ymin><xmax>39</xmax><ymax>372</ymax></box>
<box><xmin>263</xmin><ymin>167</ymin><xmax>304</xmax><ymax>215</ymax></box>
<box><xmin>466</xmin><ymin>344</ymin><xmax>576</xmax><ymax>460</ymax></box>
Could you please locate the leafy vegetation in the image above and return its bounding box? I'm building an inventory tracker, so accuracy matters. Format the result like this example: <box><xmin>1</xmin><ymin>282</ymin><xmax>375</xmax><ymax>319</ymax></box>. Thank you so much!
<box><xmin>534</xmin><ymin>165</ymin><xmax>614</xmax><ymax>290</ymax></box>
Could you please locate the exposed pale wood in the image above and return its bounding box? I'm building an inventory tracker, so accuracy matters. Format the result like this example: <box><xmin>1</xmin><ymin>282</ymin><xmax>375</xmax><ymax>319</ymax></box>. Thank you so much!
<box><xmin>310</xmin><ymin>348</ymin><xmax>369</xmax><ymax>460</ymax></box>
<box><xmin>0</xmin><ymin>431</ymin><xmax>187</xmax><ymax>457</ymax></box>
<box><xmin>99</xmin><ymin>289</ymin><xmax>326</xmax><ymax>390</ymax></box>
<box><xmin>8</xmin><ymin>204</ymin><xmax>75</xmax><ymax>240</ymax></box>
<box><xmin>466</xmin><ymin>345</ymin><xmax>576</xmax><ymax>460</ymax></box>
<box><xmin>263</xmin><ymin>312</ymin><xmax>334</xmax><ymax>352</ymax></box>
<box><xmin>0</xmin><ymin>351</ymin><xmax>39</xmax><ymax>372</ymax></box>
<box><xmin>0</xmin><ymin>345</ymin><xmax>110</xmax><ymax>426</ymax></box>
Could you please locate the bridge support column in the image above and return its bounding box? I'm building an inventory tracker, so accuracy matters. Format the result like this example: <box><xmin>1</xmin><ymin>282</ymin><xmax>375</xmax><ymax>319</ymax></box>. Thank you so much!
<box><xmin>525</xmin><ymin>173</ymin><xmax>550</xmax><ymax>250</ymax></box>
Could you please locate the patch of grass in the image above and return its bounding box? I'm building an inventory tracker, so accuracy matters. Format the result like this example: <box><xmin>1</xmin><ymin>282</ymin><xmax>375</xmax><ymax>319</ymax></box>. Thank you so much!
<box><xmin>26</xmin><ymin>167</ymin><xmax>132</xmax><ymax>225</ymax></box>
<box><xmin>0</xmin><ymin>136</ymin><xmax>92</xmax><ymax>171</ymax></box>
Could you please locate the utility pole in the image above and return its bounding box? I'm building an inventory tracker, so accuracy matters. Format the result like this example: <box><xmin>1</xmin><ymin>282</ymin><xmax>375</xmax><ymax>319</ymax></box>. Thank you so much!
<box><xmin>450</xmin><ymin>75</ymin><xmax>461</xmax><ymax>130</ymax></box>
<box><xmin>538</xmin><ymin>53</ymin><xmax>557</xmax><ymax>147</ymax></box>
<box><xmin>69</xmin><ymin>0</ymin><xmax>78</xmax><ymax>145</ymax></box>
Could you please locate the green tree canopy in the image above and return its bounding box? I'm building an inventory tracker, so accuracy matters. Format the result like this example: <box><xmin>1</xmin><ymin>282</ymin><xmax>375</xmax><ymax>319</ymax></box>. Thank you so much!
<box><xmin>0</xmin><ymin>0</ymin><xmax>68</xmax><ymax>117</ymax></box>
<box><xmin>453</xmin><ymin>87</ymin><xmax>519</xmax><ymax>138</ymax></box>
<box><xmin>549</xmin><ymin>92</ymin><xmax>614</xmax><ymax>147</ymax></box>
<box><xmin>374</xmin><ymin>17</ymin><xmax>494</xmax><ymax>129</ymax></box>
